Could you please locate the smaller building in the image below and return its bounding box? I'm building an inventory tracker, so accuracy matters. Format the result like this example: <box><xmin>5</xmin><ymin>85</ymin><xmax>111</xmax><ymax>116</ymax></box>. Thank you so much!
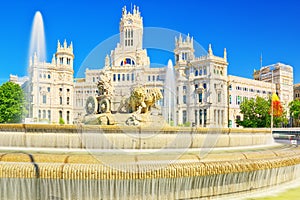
<box><xmin>294</xmin><ymin>83</ymin><xmax>300</xmax><ymax>100</ymax></box>
<box><xmin>228</xmin><ymin>75</ymin><xmax>275</xmax><ymax>128</ymax></box>
<box><xmin>253</xmin><ymin>63</ymin><xmax>293</xmax><ymax>110</ymax></box>
<box><xmin>26</xmin><ymin>40</ymin><xmax>75</xmax><ymax>124</ymax></box>
<box><xmin>9</xmin><ymin>75</ymin><xmax>29</xmax><ymax>86</ymax></box>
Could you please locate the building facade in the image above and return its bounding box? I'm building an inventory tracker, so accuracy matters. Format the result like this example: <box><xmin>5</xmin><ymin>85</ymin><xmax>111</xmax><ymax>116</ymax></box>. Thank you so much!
<box><xmin>74</xmin><ymin>6</ymin><xmax>229</xmax><ymax>128</ymax></box>
<box><xmin>294</xmin><ymin>83</ymin><xmax>300</xmax><ymax>100</ymax></box>
<box><xmin>253</xmin><ymin>63</ymin><xmax>293</xmax><ymax>110</ymax></box>
<box><xmin>9</xmin><ymin>5</ymin><xmax>293</xmax><ymax>127</ymax></box>
<box><xmin>228</xmin><ymin>75</ymin><xmax>275</xmax><ymax>128</ymax></box>
<box><xmin>26</xmin><ymin>40</ymin><xmax>74</xmax><ymax>124</ymax></box>
<box><xmin>74</xmin><ymin>6</ymin><xmax>165</xmax><ymax>121</ymax></box>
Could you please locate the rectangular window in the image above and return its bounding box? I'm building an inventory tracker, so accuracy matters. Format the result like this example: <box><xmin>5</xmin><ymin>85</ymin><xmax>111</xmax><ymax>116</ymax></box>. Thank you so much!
<box><xmin>148</xmin><ymin>76</ymin><xmax>151</xmax><ymax>81</ymax></box>
<box><xmin>67</xmin><ymin>111</ymin><xmax>70</xmax><ymax>124</ymax></box>
<box><xmin>229</xmin><ymin>95</ymin><xmax>232</xmax><ymax>104</ymax></box>
<box><xmin>199</xmin><ymin>93</ymin><xmax>203</xmax><ymax>103</ymax></box>
<box><xmin>127</xmin><ymin>74</ymin><xmax>130</xmax><ymax>81</ymax></box>
<box><xmin>43</xmin><ymin>110</ymin><xmax>46</xmax><ymax>119</ymax></box>
<box><xmin>204</xmin><ymin>109</ymin><xmax>207</xmax><ymax>127</ymax></box>
<box><xmin>195</xmin><ymin>110</ymin><xmax>198</xmax><ymax>125</ymax></box>
<box><xmin>203</xmin><ymin>83</ymin><xmax>207</xmax><ymax>89</ymax></box>
<box><xmin>60</xmin><ymin>97</ymin><xmax>63</xmax><ymax>105</ymax></box>
<box><xmin>43</xmin><ymin>95</ymin><xmax>46</xmax><ymax>104</ymax></box>
<box><xmin>131</xmin><ymin>73</ymin><xmax>134</xmax><ymax>81</ymax></box>
<box><xmin>122</xmin><ymin>74</ymin><xmax>125</xmax><ymax>81</ymax></box>
<box><xmin>199</xmin><ymin>110</ymin><xmax>203</xmax><ymax>125</ymax></box>
<box><xmin>182</xmin><ymin>110</ymin><xmax>187</xmax><ymax>124</ymax></box>
<box><xmin>237</xmin><ymin>96</ymin><xmax>241</xmax><ymax>105</ymax></box>
<box><xmin>113</xmin><ymin>74</ymin><xmax>116</xmax><ymax>81</ymax></box>
<box><xmin>67</xmin><ymin>97</ymin><xmax>70</xmax><ymax>105</ymax></box>
<box><xmin>228</xmin><ymin>120</ymin><xmax>232</xmax><ymax>128</ymax></box>
<box><xmin>183</xmin><ymin>86</ymin><xmax>187</xmax><ymax>94</ymax></box>
<box><xmin>48</xmin><ymin>110</ymin><xmax>51</xmax><ymax>121</ymax></box>
<box><xmin>38</xmin><ymin>110</ymin><xmax>41</xmax><ymax>119</ymax></box>
<box><xmin>214</xmin><ymin>110</ymin><xmax>216</xmax><ymax>123</ymax></box>
<box><xmin>218</xmin><ymin>93</ymin><xmax>221</xmax><ymax>103</ymax></box>
<box><xmin>60</xmin><ymin>58</ymin><xmax>63</xmax><ymax>64</ymax></box>
<box><xmin>118</xmin><ymin>74</ymin><xmax>121</xmax><ymax>81</ymax></box>
<box><xmin>236</xmin><ymin>115</ymin><xmax>241</xmax><ymax>127</ymax></box>
<box><xmin>183</xmin><ymin>95</ymin><xmax>187</xmax><ymax>104</ymax></box>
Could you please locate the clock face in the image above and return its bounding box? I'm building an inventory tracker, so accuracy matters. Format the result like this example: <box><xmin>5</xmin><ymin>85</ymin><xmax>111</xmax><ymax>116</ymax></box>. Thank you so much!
<box><xmin>127</xmin><ymin>19</ymin><xmax>133</xmax><ymax>24</ymax></box>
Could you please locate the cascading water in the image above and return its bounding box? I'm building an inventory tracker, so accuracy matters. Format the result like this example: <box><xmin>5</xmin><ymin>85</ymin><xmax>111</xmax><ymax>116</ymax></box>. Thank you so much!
<box><xmin>163</xmin><ymin>60</ymin><xmax>177</xmax><ymax>126</ymax></box>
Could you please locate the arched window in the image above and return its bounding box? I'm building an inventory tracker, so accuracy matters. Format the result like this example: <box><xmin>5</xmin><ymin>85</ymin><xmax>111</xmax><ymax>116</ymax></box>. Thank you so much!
<box><xmin>120</xmin><ymin>58</ymin><xmax>135</xmax><ymax>66</ymax></box>
<box><xmin>195</xmin><ymin>70</ymin><xmax>198</xmax><ymax>76</ymax></box>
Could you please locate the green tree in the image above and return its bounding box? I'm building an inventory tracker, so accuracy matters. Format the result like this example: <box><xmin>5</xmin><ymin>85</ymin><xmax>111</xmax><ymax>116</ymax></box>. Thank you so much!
<box><xmin>236</xmin><ymin>96</ymin><xmax>288</xmax><ymax>128</ymax></box>
<box><xmin>0</xmin><ymin>82</ymin><xmax>27</xmax><ymax>123</ymax></box>
<box><xmin>289</xmin><ymin>99</ymin><xmax>300</xmax><ymax>126</ymax></box>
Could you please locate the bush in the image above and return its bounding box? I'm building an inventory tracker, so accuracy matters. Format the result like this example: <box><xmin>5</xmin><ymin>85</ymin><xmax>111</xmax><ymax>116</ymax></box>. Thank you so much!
<box><xmin>59</xmin><ymin>117</ymin><xmax>65</xmax><ymax>125</ymax></box>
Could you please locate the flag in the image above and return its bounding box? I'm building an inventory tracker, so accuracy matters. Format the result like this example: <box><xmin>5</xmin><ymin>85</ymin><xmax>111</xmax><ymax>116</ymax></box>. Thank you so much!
<box><xmin>271</xmin><ymin>93</ymin><xmax>283</xmax><ymax>117</ymax></box>
<box><xmin>123</xmin><ymin>58</ymin><xmax>127</xmax><ymax>65</ymax></box>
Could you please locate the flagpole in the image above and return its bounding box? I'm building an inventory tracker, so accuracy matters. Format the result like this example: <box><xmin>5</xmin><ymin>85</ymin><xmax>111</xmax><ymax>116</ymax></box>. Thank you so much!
<box><xmin>271</xmin><ymin>70</ymin><xmax>274</xmax><ymax>131</ymax></box>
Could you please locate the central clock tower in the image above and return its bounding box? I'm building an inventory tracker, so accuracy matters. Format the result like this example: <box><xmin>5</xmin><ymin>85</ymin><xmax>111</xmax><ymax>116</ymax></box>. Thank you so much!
<box><xmin>109</xmin><ymin>5</ymin><xmax>150</xmax><ymax>67</ymax></box>
<box><xmin>119</xmin><ymin>5</ymin><xmax>143</xmax><ymax>50</ymax></box>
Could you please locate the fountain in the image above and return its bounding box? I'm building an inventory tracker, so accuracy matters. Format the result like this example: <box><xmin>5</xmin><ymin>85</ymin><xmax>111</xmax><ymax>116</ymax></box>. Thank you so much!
<box><xmin>29</xmin><ymin>11</ymin><xmax>46</xmax><ymax>63</ymax></box>
<box><xmin>1</xmin><ymin>10</ymin><xmax>300</xmax><ymax>200</ymax></box>
<box><xmin>163</xmin><ymin>60</ymin><xmax>177</xmax><ymax>126</ymax></box>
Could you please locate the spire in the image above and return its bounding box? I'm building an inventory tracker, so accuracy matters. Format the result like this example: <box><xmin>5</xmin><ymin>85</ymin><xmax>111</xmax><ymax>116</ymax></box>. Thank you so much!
<box><xmin>57</xmin><ymin>40</ymin><xmax>61</xmax><ymax>49</ymax></box>
<box><xmin>105</xmin><ymin>54</ymin><xmax>110</xmax><ymax>67</ymax></box>
<box><xmin>187</xmin><ymin>33</ymin><xmax>190</xmax><ymax>43</ymax></box>
<box><xmin>179</xmin><ymin>34</ymin><xmax>182</xmax><ymax>44</ymax></box>
<box><xmin>122</xmin><ymin>6</ymin><xmax>127</xmax><ymax>16</ymax></box>
<box><xmin>224</xmin><ymin>48</ymin><xmax>227</xmax><ymax>61</ymax></box>
<box><xmin>52</xmin><ymin>54</ymin><xmax>56</xmax><ymax>64</ymax></box>
<box><xmin>64</xmin><ymin>39</ymin><xmax>67</xmax><ymax>48</ymax></box>
<box><xmin>70</xmin><ymin>41</ymin><xmax>73</xmax><ymax>50</ymax></box>
<box><xmin>208</xmin><ymin>44</ymin><xmax>213</xmax><ymax>56</ymax></box>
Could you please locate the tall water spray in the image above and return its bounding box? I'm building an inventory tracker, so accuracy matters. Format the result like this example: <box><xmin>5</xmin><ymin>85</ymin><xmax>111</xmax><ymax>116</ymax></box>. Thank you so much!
<box><xmin>163</xmin><ymin>60</ymin><xmax>177</xmax><ymax>126</ymax></box>
<box><xmin>27</xmin><ymin>11</ymin><xmax>46</xmax><ymax>119</ymax></box>
<box><xmin>29</xmin><ymin>11</ymin><xmax>46</xmax><ymax>63</ymax></box>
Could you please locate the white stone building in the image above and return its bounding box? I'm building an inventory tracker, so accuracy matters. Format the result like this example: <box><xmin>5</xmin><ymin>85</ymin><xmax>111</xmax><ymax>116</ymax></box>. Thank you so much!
<box><xmin>26</xmin><ymin>40</ymin><xmax>74</xmax><ymax>124</ymax></box>
<box><xmin>74</xmin><ymin>6</ymin><xmax>228</xmax><ymax>127</ymax></box>
<box><xmin>74</xmin><ymin>6</ymin><xmax>165</xmax><ymax>121</ymax></box>
<box><xmin>73</xmin><ymin>5</ymin><xmax>294</xmax><ymax>127</ymax></box>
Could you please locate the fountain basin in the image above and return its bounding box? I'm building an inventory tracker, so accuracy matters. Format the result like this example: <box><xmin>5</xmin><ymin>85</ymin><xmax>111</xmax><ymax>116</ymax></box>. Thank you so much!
<box><xmin>0</xmin><ymin>124</ymin><xmax>298</xmax><ymax>199</ymax></box>
<box><xmin>0</xmin><ymin>146</ymin><xmax>300</xmax><ymax>199</ymax></box>
<box><xmin>0</xmin><ymin>124</ymin><xmax>273</xmax><ymax>149</ymax></box>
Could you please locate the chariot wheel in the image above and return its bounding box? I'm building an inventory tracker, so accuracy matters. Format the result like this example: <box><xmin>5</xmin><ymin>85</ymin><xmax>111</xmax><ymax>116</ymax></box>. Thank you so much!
<box><xmin>99</xmin><ymin>98</ymin><xmax>110</xmax><ymax>113</ymax></box>
<box><xmin>85</xmin><ymin>96</ymin><xmax>97</xmax><ymax>115</ymax></box>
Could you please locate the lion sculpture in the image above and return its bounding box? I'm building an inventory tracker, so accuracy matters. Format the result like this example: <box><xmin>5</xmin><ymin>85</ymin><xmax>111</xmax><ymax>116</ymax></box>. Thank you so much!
<box><xmin>118</xmin><ymin>87</ymin><xmax>163</xmax><ymax>114</ymax></box>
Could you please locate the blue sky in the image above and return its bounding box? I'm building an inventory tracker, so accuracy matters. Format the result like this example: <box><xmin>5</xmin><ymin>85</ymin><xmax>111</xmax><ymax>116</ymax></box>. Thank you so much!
<box><xmin>0</xmin><ymin>0</ymin><xmax>299</xmax><ymax>83</ymax></box>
